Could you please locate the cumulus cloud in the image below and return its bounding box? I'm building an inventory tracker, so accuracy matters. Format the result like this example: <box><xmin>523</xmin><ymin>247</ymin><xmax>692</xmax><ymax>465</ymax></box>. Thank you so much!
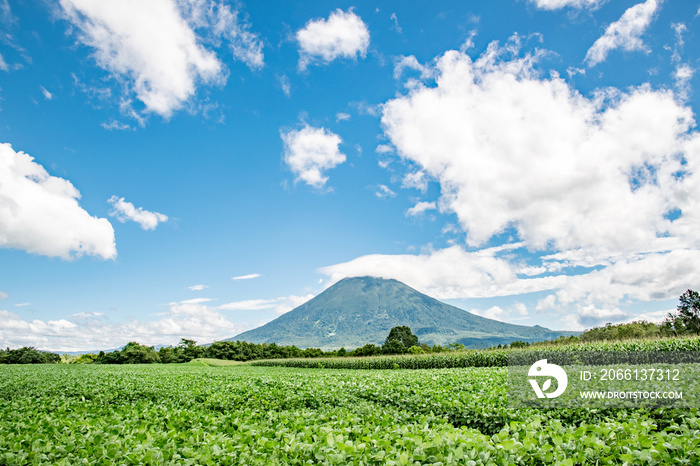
<box><xmin>559</xmin><ymin>305</ymin><xmax>629</xmax><ymax>330</ymax></box>
<box><xmin>393</xmin><ymin>55</ymin><xmax>432</xmax><ymax>81</ymax></box>
<box><xmin>406</xmin><ymin>201</ymin><xmax>436</xmax><ymax>217</ymax></box>
<box><xmin>584</xmin><ymin>0</ymin><xmax>661</xmax><ymax>67</ymax></box>
<box><xmin>0</xmin><ymin>143</ymin><xmax>116</xmax><ymax>260</ymax></box>
<box><xmin>282</xmin><ymin>125</ymin><xmax>346</xmax><ymax>189</ymax></box>
<box><xmin>319</xmin><ymin>244</ymin><xmax>567</xmax><ymax>300</ymax></box>
<box><xmin>217</xmin><ymin>294</ymin><xmax>313</xmax><ymax>315</ymax></box>
<box><xmin>530</xmin><ymin>0</ymin><xmax>605</xmax><ymax>10</ymax></box>
<box><xmin>401</xmin><ymin>171</ymin><xmax>428</xmax><ymax>192</ymax></box>
<box><xmin>0</xmin><ymin>292</ymin><xmax>7</xmax><ymax>300</ymax></box>
<box><xmin>0</xmin><ymin>298</ymin><xmax>247</xmax><ymax>352</ymax></box>
<box><xmin>549</xmin><ymin>249</ymin><xmax>700</xmax><ymax>309</ymax></box>
<box><xmin>108</xmin><ymin>196</ymin><xmax>168</xmax><ymax>230</ymax></box>
<box><xmin>59</xmin><ymin>0</ymin><xmax>263</xmax><ymax>118</ymax></box>
<box><xmin>232</xmin><ymin>273</ymin><xmax>261</xmax><ymax>280</ymax></box>
<box><xmin>382</xmin><ymin>38</ymin><xmax>695</xmax><ymax>257</ymax></box>
<box><xmin>0</xmin><ymin>290</ymin><xmax>318</xmax><ymax>352</ymax></box>
<box><xmin>296</xmin><ymin>9</ymin><xmax>370</xmax><ymax>70</ymax></box>
<box><xmin>674</xmin><ymin>64</ymin><xmax>694</xmax><ymax>100</ymax></box>
<box><xmin>60</xmin><ymin>0</ymin><xmax>222</xmax><ymax>117</ymax></box>
<box><xmin>322</xmin><ymin>36</ymin><xmax>700</xmax><ymax>324</ymax></box>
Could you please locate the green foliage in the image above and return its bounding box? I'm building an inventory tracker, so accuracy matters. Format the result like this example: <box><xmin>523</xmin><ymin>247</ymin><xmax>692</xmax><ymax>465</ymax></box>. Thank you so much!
<box><xmin>407</xmin><ymin>345</ymin><xmax>424</xmax><ymax>354</ymax></box>
<box><xmin>0</xmin><ymin>347</ymin><xmax>60</xmax><ymax>364</ymax></box>
<box><xmin>579</xmin><ymin>321</ymin><xmax>661</xmax><ymax>342</ymax></box>
<box><xmin>384</xmin><ymin>325</ymin><xmax>419</xmax><ymax>349</ymax></box>
<box><xmin>350</xmin><ymin>343</ymin><xmax>382</xmax><ymax>357</ymax></box>
<box><xmin>663</xmin><ymin>289</ymin><xmax>700</xmax><ymax>335</ymax></box>
<box><xmin>1</xmin><ymin>363</ymin><xmax>698</xmax><ymax>465</ymax></box>
<box><xmin>382</xmin><ymin>339</ymin><xmax>406</xmax><ymax>355</ymax></box>
<box><xmin>252</xmin><ymin>336</ymin><xmax>700</xmax><ymax>370</ymax></box>
<box><xmin>93</xmin><ymin>342</ymin><xmax>161</xmax><ymax>364</ymax></box>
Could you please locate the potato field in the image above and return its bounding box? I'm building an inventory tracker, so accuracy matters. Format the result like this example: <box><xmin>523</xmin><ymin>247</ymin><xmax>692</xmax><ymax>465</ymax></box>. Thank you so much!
<box><xmin>1</xmin><ymin>361</ymin><xmax>699</xmax><ymax>465</ymax></box>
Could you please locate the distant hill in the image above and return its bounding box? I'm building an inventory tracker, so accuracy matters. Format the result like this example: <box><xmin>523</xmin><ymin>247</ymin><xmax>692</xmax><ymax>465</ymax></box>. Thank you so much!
<box><xmin>227</xmin><ymin>276</ymin><xmax>576</xmax><ymax>350</ymax></box>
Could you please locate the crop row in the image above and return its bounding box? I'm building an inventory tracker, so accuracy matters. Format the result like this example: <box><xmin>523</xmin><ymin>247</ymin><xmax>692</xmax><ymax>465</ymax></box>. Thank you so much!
<box><xmin>1</xmin><ymin>364</ymin><xmax>699</xmax><ymax>464</ymax></box>
<box><xmin>250</xmin><ymin>336</ymin><xmax>700</xmax><ymax>370</ymax></box>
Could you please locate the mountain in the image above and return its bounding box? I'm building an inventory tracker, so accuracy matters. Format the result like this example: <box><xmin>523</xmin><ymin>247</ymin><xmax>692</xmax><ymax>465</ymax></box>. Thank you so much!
<box><xmin>227</xmin><ymin>276</ymin><xmax>577</xmax><ymax>350</ymax></box>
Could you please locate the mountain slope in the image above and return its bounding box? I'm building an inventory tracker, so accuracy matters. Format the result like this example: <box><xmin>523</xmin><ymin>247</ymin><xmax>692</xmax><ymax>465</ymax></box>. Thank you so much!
<box><xmin>227</xmin><ymin>276</ymin><xmax>576</xmax><ymax>350</ymax></box>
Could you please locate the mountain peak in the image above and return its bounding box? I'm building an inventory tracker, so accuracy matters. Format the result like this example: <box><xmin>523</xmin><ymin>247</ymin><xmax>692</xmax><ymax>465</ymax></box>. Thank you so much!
<box><xmin>227</xmin><ymin>277</ymin><xmax>575</xmax><ymax>350</ymax></box>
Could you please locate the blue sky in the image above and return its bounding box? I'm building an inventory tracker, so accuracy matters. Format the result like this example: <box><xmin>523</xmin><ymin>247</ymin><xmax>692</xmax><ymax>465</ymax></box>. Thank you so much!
<box><xmin>1</xmin><ymin>0</ymin><xmax>699</xmax><ymax>351</ymax></box>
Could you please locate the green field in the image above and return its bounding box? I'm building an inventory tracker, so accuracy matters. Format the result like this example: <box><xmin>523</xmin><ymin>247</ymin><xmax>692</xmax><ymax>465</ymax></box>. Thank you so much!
<box><xmin>1</xmin><ymin>363</ymin><xmax>699</xmax><ymax>465</ymax></box>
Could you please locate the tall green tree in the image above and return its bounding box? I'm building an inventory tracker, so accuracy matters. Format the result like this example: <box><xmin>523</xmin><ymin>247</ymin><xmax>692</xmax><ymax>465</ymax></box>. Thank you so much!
<box><xmin>384</xmin><ymin>326</ymin><xmax>419</xmax><ymax>353</ymax></box>
<box><xmin>677</xmin><ymin>289</ymin><xmax>700</xmax><ymax>334</ymax></box>
<box><xmin>662</xmin><ymin>289</ymin><xmax>700</xmax><ymax>336</ymax></box>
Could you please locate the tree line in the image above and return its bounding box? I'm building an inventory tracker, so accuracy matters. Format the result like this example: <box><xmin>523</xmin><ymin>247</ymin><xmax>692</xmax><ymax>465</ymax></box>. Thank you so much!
<box><xmin>64</xmin><ymin>326</ymin><xmax>437</xmax><ymax>364</ymax></box>
<box><xmin>0</xmin><ymin>346</ymin><xmax>61</xmax><ymax>364</ymax></box>
<box><xmin>3</xmin><ymin>289</ymin><xmax>699</xmax><ymax>364</ymax></box>
<box><xmin>498</xmin><ymin>289</ymin><xmax>700</xmax><ymax>349</ymax></box>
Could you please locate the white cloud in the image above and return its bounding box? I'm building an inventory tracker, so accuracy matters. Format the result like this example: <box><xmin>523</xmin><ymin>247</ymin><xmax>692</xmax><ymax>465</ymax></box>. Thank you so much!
<box><xmin>0</xmin><ymin>292</ymin><xmax>7</xmax><ymax>300</ymax></box>
<box><xmin>282</xmin><ymin>125</ymin><xmax>346</xmax><ymax>189</ymax></box>
<box><xmin>202</xmin><ymin>1</ymin><xmax>264</xmax><ymax>70</ymax></box>
<box><xmin>393</xmin><ymin>55</ymin><xmax>432</xmax><ymax>81</ymax></box>
<box><xmin>382</xmin><ymin>39</ymin><xmax>696</xmax><ymax>257</ymax></box>
<box><xmin>187</xmin><ymin>284</ymin><xmax>209</xmax><ymax>291</ymax></box>
<box><xmin>216</xmin><ymin>294</ymin><xmax>313</xmax><ymax>315</ymax></box>
<box><xmin>15</xmin><ymin>303</ymin><xmax>30</xmax><ymax>307</ymax></box>
<box><xmin>60</xmin><ymin>0</ymin><xmax>225</xmax><ymax>118</ymax></box>
<box><xmin>278</xmin><ymin>74</ymin><xmax>291</xmax><ymax>96</ymax></box>
<box><xmin>472</xmin><ymin>304</ymin><xmax>528</xmax><ymax>322</ymax></box>
<box><xmin>471</xmin><ymin>305</ymin><xmax>507</xmax><ymax>321</ymax></box>
<box><xmin>375</xmin><ymin>184</ymin><xmax>396</xmax><ymax>199</ymax></box>
<box><xmin>232</xmin><ymin>273</ymin><xmax>261</xmax><ymax>280</ymax></box>
<box><xmin>624</xmin><ymin>309</ymin><xmax>669</xmax><ymax>324</ymax></box>
<box><xmin>0</xmin><ymin>298</ymin><xmax>251</xmax><ymax>352</ymax></box>
<box><xmin>101</xmin><ymin>120</ymin><xmax>131</xmax><ymax>131</ymax></box>
<box><xmin>584</xmin><ymin>0</ymin><xmax>661</xmax><ymax>67</ymax></box>
<box><xmin>320</xmin><ymin>37</ymin><xmax>700</xmax><ymax>319</ymax></box>
<box><xmin>401</xmin><ymin>171</ymin><xmax>428</xmax><ymax>192</ymax></box>
<box><xmin>40</xmin><ymin>86</ymin><xmax>52</xmax><ymax>100</ymax></box>
<box><xmin>296</xmin><ymin>9</ymin><xmax>370</xmax><ymax>70</ymax></box>
<box><xmin>674</xmin><ymin>64</ymin><xmax>694</xmax><ymax>100</ymax></box>
<box><xmin>319</xmin><ymin>245</ymin><xmax>567</xmax><ymax>300</ymax></box>
<box><xmin>0</xmin><ymin>143</ymin><xmax>116</xmax><ymax>260</ymax></box>
<box><xmin>530</xmin><ymin>0</ymin><xmax>605</xmax><ymax>10</ymax></box>
<box><xmin>0</xmin><ymin>53</ymin><xmax>7</xmax><ymax>72</ymax></box>
<box><xmin>559</xmin><ymin>305</ymin><xmax>629</xmax><ymax>330</ymax></box>
<box><xmin>108</xmin><ymin>196</ymin><xmax>168</xmax><ymax>230</ymax></box>
<box><xmin>375</xmin><ymin>144</ymin><xmax>393</xmax><ymax>155</ymax></box>
<box><xmin>59</xmin><ymin>0</ymin><xmax>263</xmax><ymax>120</ymax></box>
<box><xmin>550</xmin><ymin>249</ymin><xmax>700</xmax><ymax>308</ymax></box>
<box><xmin>336</xmin><ymin>112</ymin><xmax>351</xmax><ymax>122</ymax></box>
<box><xmin>406</xmin><ymin>201</ymin><xmax>436</xmax><ymax>217</ymax></box>
<box><xmin>390</xmin><ymin>12</ymin><xmax>401</xmax><ymax>34</ymax></box>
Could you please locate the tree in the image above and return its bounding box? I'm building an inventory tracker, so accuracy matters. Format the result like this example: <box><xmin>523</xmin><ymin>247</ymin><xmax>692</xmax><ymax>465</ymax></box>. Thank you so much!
<box><xmin>382</xmin><ymin>339</ymin><xmax>406</xmax><ymax>355</ymax></box>
<box><xmin>676</xmin><ymin>289</ymin><xmax>700</xmax><ymax>334</ymax></box>
<box><xmin>178</xmin><ymin>338</ymin><xmax>204</xmax><ymax>361</ymax></box>
<box><xmin>384</xmin><ymin>326</ymin><xmax>419</xmax><ymax>350</ymax></box>
<box><xmin>121</xmin><ymin>342</ymin><xmax>161</xmax><ymax>364</ymax></box>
